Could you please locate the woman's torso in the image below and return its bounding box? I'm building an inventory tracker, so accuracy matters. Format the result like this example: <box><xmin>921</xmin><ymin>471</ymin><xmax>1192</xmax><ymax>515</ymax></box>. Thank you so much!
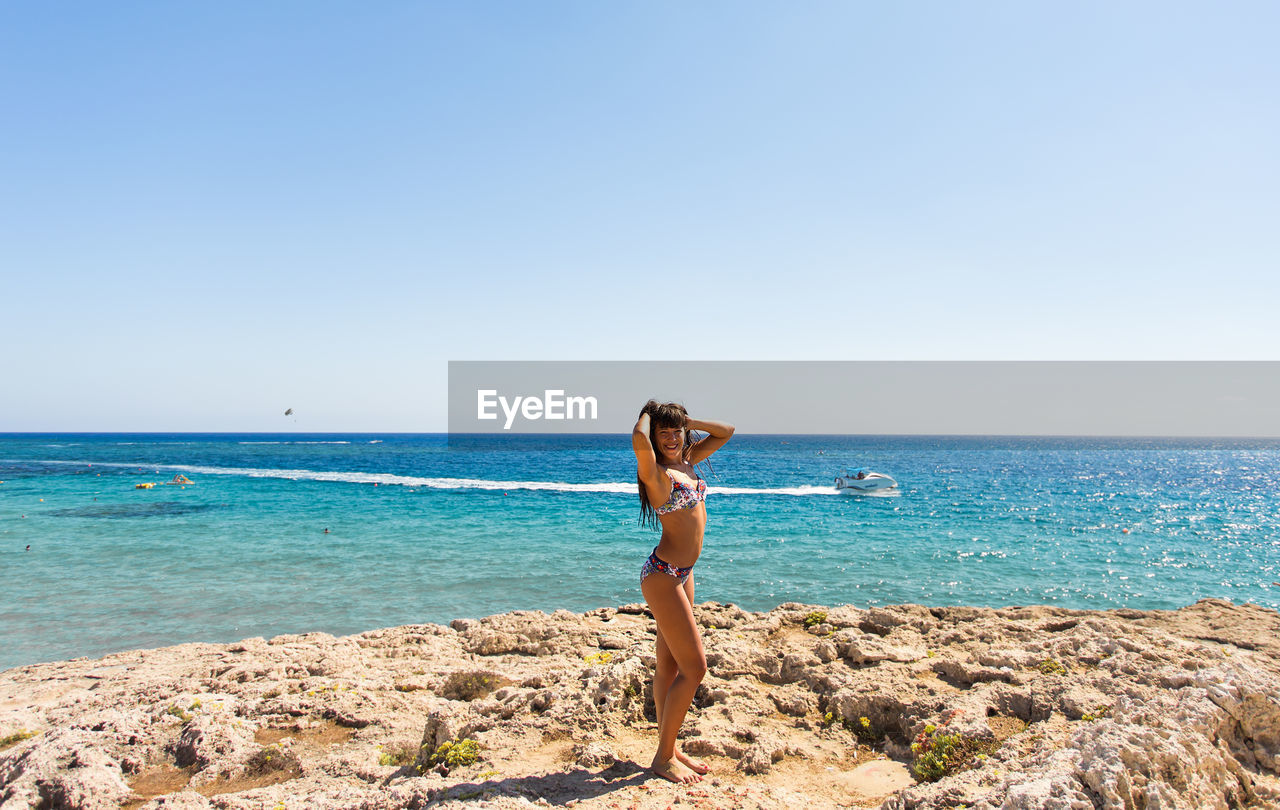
<box><xmin>653</xmin><ymin>464</ymin><xmax>706</xmax><ymax>567</ymax></box>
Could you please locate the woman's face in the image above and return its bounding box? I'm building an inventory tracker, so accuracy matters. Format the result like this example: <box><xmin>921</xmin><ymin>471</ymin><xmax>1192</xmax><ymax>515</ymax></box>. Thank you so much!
<box><xmin>654</xmin><ymin>425</ymin><xmax>685</xmax><ymax>463</ymax></box>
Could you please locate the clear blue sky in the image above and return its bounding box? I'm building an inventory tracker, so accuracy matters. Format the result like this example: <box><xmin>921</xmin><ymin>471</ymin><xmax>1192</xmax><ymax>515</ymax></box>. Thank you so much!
<box><xmin>2</xmin><ymin>2</ymin><xmax>1276</xmax><ymax>431</ymax></box>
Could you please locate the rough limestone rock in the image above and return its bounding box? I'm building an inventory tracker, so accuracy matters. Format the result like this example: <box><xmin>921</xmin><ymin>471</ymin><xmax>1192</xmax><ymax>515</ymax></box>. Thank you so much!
<box><xmin>0</xmin><ymin>726</ymin><xmax>134</xmax><ymax>809</ymax></box>
<box><xmin>1</xmin><ymin>598</ymin><xmax>1278</xmax><ymax>809</ymax></box>
<box><xmin>589</xmin><ymin>655</ymin><xmax>648</xmax><ymax>718</ymax></box>
<box><xmin>573</xmin><ymin>742</ymin><xmax>616</xmax><ymax>768</ymax></box>
<box><xmin>835</xmin><ymin>630</ymin><xmax>928</xmax><ymax>665</ymax></box>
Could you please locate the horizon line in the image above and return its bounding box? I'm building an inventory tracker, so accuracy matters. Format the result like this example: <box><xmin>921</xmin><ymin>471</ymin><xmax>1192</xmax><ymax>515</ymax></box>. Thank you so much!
<box><xmin>3</xmin><ymin>431</ymin><xmax>1279</xmax><ymax>440</ymax></box>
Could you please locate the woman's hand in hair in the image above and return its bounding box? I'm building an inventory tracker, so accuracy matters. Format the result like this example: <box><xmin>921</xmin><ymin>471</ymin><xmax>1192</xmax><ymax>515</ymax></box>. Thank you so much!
<box><xmin>685</xmin><ymin>417</ymin><xmax>735</xmax><ymax>464</ymax></box>
<box><xmin>635</xmin><ymin>403</ymin><xmax>657</xmax><ymax>434</ymax></box>
<box><xmin>686</xmin><ymin>417</ymin><xmax>734</xmax><ymax>439</ymax></box>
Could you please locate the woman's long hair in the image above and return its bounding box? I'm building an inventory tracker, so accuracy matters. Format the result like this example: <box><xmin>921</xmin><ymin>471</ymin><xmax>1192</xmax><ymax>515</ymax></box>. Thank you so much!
<box><xmin>637</xmin><ymin>400</ymin><xmax>712</xmax><ymax>530</ymax></box>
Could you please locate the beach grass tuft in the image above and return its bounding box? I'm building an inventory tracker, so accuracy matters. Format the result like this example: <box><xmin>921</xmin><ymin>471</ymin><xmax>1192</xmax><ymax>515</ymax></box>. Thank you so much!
<box><xmin>440</xmin><ymin>670</ymin><xmax>510</xmax><ymax>701</ymax></box>
<box><xmin>910</xmin><ymin>725</ymin><xmax>996</xmax><ymax>782</ymax></box>
<box><xmin>1081</xmin><ymin>705</ymin><xmax>1112</xmax><ymax>722</ymax></box>
<box><xmin>0</xmin><ymin>730</ymin><xmax>37</xmax><ymax>750</ymax></box>
<box><xmin>377</xmin><ymin>741</ymin><xmax>418</xmax><ymax>767</ymax></box>
<box><xmin>820</xmin><ymin>709</ymin><xmax>884</xmax><ymax>744</ymax></box>
<box><xmin>803</xmin><ymin>610</ymin><xmax>828</xmax><ymax>629</ymax></box>
<box><xmin>848</xmin><ymin>714</ymin><xmax>881</xmax><ymax>743</ymax></box>
<box><xmin>418</xmin><ymin>737</ymin><xmax>481</xmax><ymax>773</ymax></box>
<box><xmin>165</xmin><ymin>705</ymin><xmax>193</xmax><ymax>724</ymax></box>
<box><xmin>247</xmin><ymin>744</ymin><xmax>302</xmax><ymax>776</ymax></box>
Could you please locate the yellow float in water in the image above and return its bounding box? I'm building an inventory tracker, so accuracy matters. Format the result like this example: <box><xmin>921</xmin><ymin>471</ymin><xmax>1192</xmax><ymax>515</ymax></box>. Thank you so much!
<box><xmin>135</xmin><ymin>482</ymin><xmax>156</xmax><ymax>489</ymax></box>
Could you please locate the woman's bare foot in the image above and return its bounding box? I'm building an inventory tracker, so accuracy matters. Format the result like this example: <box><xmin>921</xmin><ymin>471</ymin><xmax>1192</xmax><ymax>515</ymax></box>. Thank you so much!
<box><xmin>651</xmin><ymin>755</ymin><xmax>702</xmax><ymax>784</ymax></box>
<box><xmin>675</xmin><ymin>749</ymin><xmax>710</xmax><ymax>774</ymax></box>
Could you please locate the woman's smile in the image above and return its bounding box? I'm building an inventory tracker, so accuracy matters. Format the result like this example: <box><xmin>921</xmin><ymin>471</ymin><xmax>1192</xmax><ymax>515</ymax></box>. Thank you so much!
<box><xmin>656</xmin><ymin>428</ymin><xmax>684</xmax><ymax>458</ymax></box>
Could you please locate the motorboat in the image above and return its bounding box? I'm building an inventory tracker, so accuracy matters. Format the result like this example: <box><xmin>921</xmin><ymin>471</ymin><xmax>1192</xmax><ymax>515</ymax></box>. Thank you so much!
<box><xmin>834</xmin><ymin>468</ymin><xmax>897</xmax><ymax>493</ymax></box>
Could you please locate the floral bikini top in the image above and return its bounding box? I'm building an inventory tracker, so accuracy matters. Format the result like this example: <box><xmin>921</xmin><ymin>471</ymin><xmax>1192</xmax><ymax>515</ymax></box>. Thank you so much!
<box><xmin>655</xmin><ymin>468</ymin><xmax>708</xmax><ymax>515</ymax></box>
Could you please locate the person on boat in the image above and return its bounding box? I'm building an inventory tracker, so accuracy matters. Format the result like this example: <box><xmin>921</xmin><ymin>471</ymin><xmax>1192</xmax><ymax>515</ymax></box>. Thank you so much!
<box><xmin>632</xmin><ymin>400</ymin><xmax>735</xmax><ymax>784</ymax></box>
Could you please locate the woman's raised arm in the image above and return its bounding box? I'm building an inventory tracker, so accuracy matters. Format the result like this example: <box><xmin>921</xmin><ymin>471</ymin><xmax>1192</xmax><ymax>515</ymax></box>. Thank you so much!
<box><xmin>633</xmin><ymin>412</ymin><xmax>669</xmax><ymax>500</ymax></box>
<box><xmin>686</xmin><ymin>417</ymin><xmax>735</xmax><ymax>465</ymax></box>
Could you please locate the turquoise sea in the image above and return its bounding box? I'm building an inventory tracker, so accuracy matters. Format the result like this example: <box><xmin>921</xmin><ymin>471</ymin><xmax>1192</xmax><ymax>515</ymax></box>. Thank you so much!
<box><xmin>2</xmin><ymin>433</ymin><xmax>1279</xmax><ymax>672</ymax></box>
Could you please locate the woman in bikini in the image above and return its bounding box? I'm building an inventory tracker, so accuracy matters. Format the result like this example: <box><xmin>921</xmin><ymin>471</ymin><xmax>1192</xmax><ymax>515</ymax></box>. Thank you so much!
<box><xmin>632</xmin><ymin>400</ymin><xmax>734</xmax><ymax>784</ymax></box>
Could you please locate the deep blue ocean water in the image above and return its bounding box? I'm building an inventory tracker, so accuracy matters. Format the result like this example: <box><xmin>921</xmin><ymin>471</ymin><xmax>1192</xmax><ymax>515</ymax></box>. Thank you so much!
<box><xmin>2</xmin><ymin>433</ymin><xmax>1278</xmax><ymax>671</ymax></box>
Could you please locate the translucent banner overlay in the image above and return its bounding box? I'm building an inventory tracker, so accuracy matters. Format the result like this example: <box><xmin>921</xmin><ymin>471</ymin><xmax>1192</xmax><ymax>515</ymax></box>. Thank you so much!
<box><xmin>447</xmin><ymin>361</ymin><xmax>1280</xmax><ymax>440</ymax></box>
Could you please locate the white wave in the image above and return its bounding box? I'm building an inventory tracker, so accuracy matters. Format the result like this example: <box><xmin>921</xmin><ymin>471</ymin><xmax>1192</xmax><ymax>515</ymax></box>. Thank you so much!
<box><xmin>237</xmin><ymin>441</ymin><xmax>350</xmax><ymax>445</ymax></box>
<box><xmin>711</xmin><ymin>484</ymin><xmax>843</xmax><ymax>497</ymax></box>
<box><xmin>21</xmin><ymin>458</ymin><xmax>845</xmax><ymax>496</ymax></box>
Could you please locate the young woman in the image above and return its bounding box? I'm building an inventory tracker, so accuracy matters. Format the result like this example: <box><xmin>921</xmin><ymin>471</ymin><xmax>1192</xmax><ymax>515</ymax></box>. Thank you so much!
<box><xmin>632</xmin><ymin>400</ymin><xmax>734</xmax><ymax>784</ymax></box>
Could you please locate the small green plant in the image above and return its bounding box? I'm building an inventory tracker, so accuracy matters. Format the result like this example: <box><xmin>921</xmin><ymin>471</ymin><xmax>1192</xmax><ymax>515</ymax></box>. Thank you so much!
<box><xmin>378</xmin><ymin>741</ymin><xmax>417</xmax><ymax>766</ymax></box>
<box><xmin>165</xmin><ymin>705</ymin><xmax>192</xmax><ymax>723</ymax></box>
<box><xmin>1081</xmin><ymin>705</ymin><xmax>1112</xmax><ymax>722</ymax></box>
<box><xmin>583</xmin><ymin>651</ymin><xmax>613</xmax><ymax>666</ymax></box>
<box><xmin>823</xmin><ymin>708</ymin><xmax>880</xmax><ymax>740</ymax></box>
<box><xmin>418</xmin><ymin>737</ymin><xmax>481</xmax><ymax>772</ymax></box>
<box><xmin>187</xmin><ymin>699</ymin><xmax>201</xmax><ymax>711</ymax></box>
<box><xmin>624</xmin><ymin>682</ymin><xmax>640</xmax><ymax>698</ymax></box>
<box><xmin>846</xmin><ymin>715</ymin><xmax>880</xmax><ymax>743</ymax></box>
<box><xmin>246</xmin><ymin>744</ymin><xmax>302</xmax><ymax>776</ymax></box>
<box><xmin>1038</xmin><ymin>658</ymin><xmax>1068</xmax><ymax>676</ymax></box>
<box><xmin>803</xmin><ymin>611</ymin><xmax>828</xmax><ymax>629</ymax></box>
<box><xmin>440</xmin><ymin>670</ymin><xmax>510</xmax><ymax>701</ymax></box>
<box><xmin>910</xmin><ymin>726</ymin><xmax>994</xmax><ymax>782</ymax></box>
<box><xmin>926</xmin><ymin>649</ymin><xmax>937</xmax><ymax>658</ymax></box>
<box><xmin>436</xmin><ymin>738</ymin><xmax>480</xmax><ymax>767</ymax></box>
<box><xmin>0</xmin><ymin>730</ymin><xmax>37</xmax><ymax>750</ymax></box>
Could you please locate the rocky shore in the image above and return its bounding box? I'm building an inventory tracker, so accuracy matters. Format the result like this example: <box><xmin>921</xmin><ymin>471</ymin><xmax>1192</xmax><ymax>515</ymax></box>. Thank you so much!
<box><xmin>3</xmin><ymin>598</ymin><xmax>1280</xmax><ymax>809</ymax></box>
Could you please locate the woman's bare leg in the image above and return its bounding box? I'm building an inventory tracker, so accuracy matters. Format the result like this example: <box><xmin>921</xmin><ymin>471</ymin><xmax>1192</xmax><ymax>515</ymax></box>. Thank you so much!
<box><xmin>642</xmin><ymin>572</ymin><xmax>707</xmax><ymax>784</ymax></box>
<box><xmin>652</xmin><ymin>577</ymin><xmax>709</xmax><ymax>775</ymax></box>
<box><xmin>653</xmin><ymin>625</ymin><xmax>677</xmax><ymax>729</ymax></box>
<box><xmin>673</xmin><ymin>574</ymin><xmax>709</xmax><ymax>774</ymax></box>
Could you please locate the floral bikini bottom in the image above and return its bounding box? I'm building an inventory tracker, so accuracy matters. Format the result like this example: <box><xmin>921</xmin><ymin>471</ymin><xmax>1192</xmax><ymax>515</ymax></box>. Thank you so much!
<box><xmin>640</xmin><ymin>548</ymin><xmax>694</xmax><ymax>586</ymax></box>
